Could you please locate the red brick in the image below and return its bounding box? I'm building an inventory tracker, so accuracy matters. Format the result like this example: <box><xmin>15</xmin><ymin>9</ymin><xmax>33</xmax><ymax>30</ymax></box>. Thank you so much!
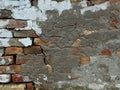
<box><xmin>5</xmin><ymin>47</ymin><xmax>23</xmax><ymax>55</ymax></box>
<box><xmin>0</xmin><ymin>56</ymin><xmax>14</xmax><ymax>65</ymax></box>
<box><xmin>34</xmin><ymin>38</ymin><xmax>52</xmax><ymax>46</ymax></box>
<box><xmin>12</xmin><ymin>74</ymin><xmax>32</xmax><ymax>83</ymax></box>
<box><xmin>26</xmin><ymin>83</ymin><xmax>34</xmax><ymax>90</ymax></box>
<box><xmin>101</xmin><ymin>49</ymin><xmax>112</xmax><ymax>56</ymax></box>
<box><xmin>0</xmin><ymin>65</ymin><xmax>21</xmax><ymax>74</ymax></box>
<box><xmin>109</xmin><ymin>0</ymin><xmax>120</xmax><ymax>2</ymax></box>
<box><xmin>24</xmin><ymin>46</ymin><xmax>41</xmax><ymax>54</ymax></box>
<box><xmin>111</xmin><ymin>19</ymin><xmax>118</xmax><ymax>28</ymax></box>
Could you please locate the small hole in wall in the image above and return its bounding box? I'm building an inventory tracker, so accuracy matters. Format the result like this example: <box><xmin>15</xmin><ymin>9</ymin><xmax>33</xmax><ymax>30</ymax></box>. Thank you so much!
<box><xmin>31</xmin><ymin>0</ymin><xmax>38</xmax><ymax>7</ymax></box>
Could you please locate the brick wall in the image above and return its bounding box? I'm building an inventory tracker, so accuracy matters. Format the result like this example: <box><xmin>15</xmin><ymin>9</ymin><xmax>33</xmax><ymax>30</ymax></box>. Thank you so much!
<box><xmin>0</xmin><ymin>0</ymin><xmax>120</xmax><ymax>90</ymax></box>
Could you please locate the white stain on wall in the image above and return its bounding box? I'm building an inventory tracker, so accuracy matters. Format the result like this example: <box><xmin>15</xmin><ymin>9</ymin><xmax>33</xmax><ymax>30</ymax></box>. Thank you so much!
<box><xmin>0</xmin><ymin>38</ymin><xmax>10</xmax><ymax>47</ymax></box>
<box><xmin>0</xmin><ymin>74</ymin><xmax>10</xmax><ymax>83</ymax></box>
<box><xmin>18</xmin><ymin>37</ymin><xmax>32</xmax><ymax>47</ymax></box>
<box><xmin>0</xmin><ymin>29</ymin><xmax>12</xmax><ymax>37</ymax></box>
<box><xmin>80</xmin><ymin>1</ymin><xmax>110</xmax><ymax>14</ymax></box>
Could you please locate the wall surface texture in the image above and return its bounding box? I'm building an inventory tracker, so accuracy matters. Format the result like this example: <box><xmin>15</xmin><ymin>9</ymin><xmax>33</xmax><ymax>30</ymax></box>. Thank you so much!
<box><xmin>0</xmin><ymin>0</ymin><xmax>120</xmax><ymax>90</ymax></box>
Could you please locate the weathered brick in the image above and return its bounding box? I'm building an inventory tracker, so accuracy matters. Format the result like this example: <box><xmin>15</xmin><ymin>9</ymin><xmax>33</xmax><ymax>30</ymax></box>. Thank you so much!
<box><xmin>0</xmin><ymin>9</ymin><xmax>12</xmax><ymax>18</ymax></box>
<box><xmin>0</xmin><ymin>56</ymin><xmax>14</xmax><ymax>65</ymax></box>
<box><xmin>80</xmin><ymin>56</ymin><xmax>90</xmax><ymax>64</ymax></box>
<box><xmin>0</xmin><ymin>74</ymin><xmax>11</xmax><ymax>83</ymax></box>
<box><xmin>35</xmin><ymin>85</ymin><xmax>45</xmax><ymax>90</ymax></box>
<box><xmin>0</xmin><ymin>84</ymin><xmax>26</xmax><ymax>90</ymax></box>
<box><xmin>72</xmin><ymin>39</ymin><xmax>81</xmax><ymax>47</ymax></box>
<box><xmin>26</xmin><ymin>83</ymin><xmax>34</xmax><ymax>90</ymax></box>
<box><xmin>0</xmin><ymin>19</ymin><xmax>27</xmax><ymax>28</ymax></box>
<box><xmin>101</xmin><ymin>49</ymin><xmax>112</xmax><ymax>56</ymax></box>
<box><xmin>72</xmin><ymin>47</ymin><xmax>79</xmax><ymax>55</ymax></box>
<box><xmin>8</xmin><ymin>38</ymin><xmax>32</xmax><ymax>47</ymax></box>
<box><xmin>5</xmin><ymin>47</ymin><xmax>23</xmax><ymax>55</ymax></box>
<box><xmin>116</xmin><ymin>51</ymin><xmax>120</xmax><ymax>58</ymax></box>
<box><xmin>34</xmin><ymin>38</ymin><xmax>52</xmax><ymax>46</ymax></box>
<box><xmin>12</xmin><ymin>74</ymin><xmax>32</xmax><ymax>83</ymax></box>
<box><xmin>16</xmin><ymin>54</ymin><xmax>43</xmax><ymax>64</ymax></box>
<box><xmin>24</xmin><ymin>46</ymin><xmax>41</xmax><ymax>54</ymax></box>
<box><xmin>13</xmin><ymin>30</ymin><xmax>38</xmax><ymax>37</ymax></box>
<box><xmin>0</xmin><ymin>65</ymin><xmax>21</xmax><ymax>74</ymax></box>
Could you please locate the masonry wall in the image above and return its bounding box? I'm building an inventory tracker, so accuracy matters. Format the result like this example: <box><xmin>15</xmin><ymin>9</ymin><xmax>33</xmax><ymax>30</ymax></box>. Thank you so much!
<box><xmin>0</xmin><ymin>0</ymin><xmax>120</xmax><ymax>90</ymax></box>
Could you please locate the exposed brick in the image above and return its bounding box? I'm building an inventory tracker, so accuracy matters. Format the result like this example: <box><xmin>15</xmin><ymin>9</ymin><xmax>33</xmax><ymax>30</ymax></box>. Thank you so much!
<box><xmin>35</xmin><ymin>85</ymin><xmax>45</xmax><ymax>90</ymax></box>
<box><xmin>0</xmin><ymin>84</ymin><xmax>26</xmax><ymax>90</ymax></box>
<box><xmin>0</xmin><ymin>74</ymin><xmax>11</xmax><ymax>83</ymax></box>
<box><xmin>16</xmin><ymin>54</ymin><xmax>43</xmax><ymax>64</ymax></box>
<box><xmin>116</xmin><ymin>51</ymin><xmax>120</xmax><ymax>58</ymax></box>
<box><xmin>12</xmin><ymin>74</ymin><xmax>32</xmax><ymax>83</ymax></box>
<box><xmin>72</xmin><ymin>39</ymin><xmax>81</xmax><ymax>47</ymax></box>
<box><xmin>109</xmin><ymin>0</ymin><xmax>120</xmax><ymax>2</ymax></box>
<box><xmin>0</xmin><ymin>19</ymin><xmax>27</xmax><ymax>28</ymax></box>
<box><xmin>80</xmin><ymin>56</ymin><xmax>90</xmax><ymax>64</ymax></box>
<box><xmin>26</xmin><ymin>83</ymin><xmax>34</xmax><ymax>90</ymax></box>
<box><xmin>111</xmin><ymin>19</ymin><xmax>118</xmax><ymax>28</ymax></box>
<box><xmin>8</xmin><ymin>38</ymin><xmax>32</xmax><ymax>47</ymax></box>
<box><xmin>24</xmin><ymin>46</ymin><xmax>41</xmax><ymax>54</ymax></box>
<box><xmin>0</xmin><ymin>56</ymin><xmax>14</xmax><ymax>65</ymax></box>
<box><xmin>0</xmin><ymin>9</ymin><xmax>12</xmax><ymax>19</ymax></box>
<box><xmin>13</xmin><ymin>30</ymin><xmax>38</xmax><ymax>37</ymax></box>
<box><xmin>101</xmin><ymin>49</ymin><xmax>112</xmax><ymax>56</ymax></box>
<box><xmin>0</xmin><ymin>65</ymin><xmax>21</xmax><ymax>74</ymax></box>
<box><xmin>5</xmin><ymin>47</ymin><xmax>23</xmax><ymax>55</ymax></box>
<box><xmin>34</xmin><ymin>38</ymin><xmax>52</xmax><ymax>46</ymax></box>
<box><xmin>72</xmin><ymin>47</ymin><xmax>79</xmax><ymax>55</ymax></box>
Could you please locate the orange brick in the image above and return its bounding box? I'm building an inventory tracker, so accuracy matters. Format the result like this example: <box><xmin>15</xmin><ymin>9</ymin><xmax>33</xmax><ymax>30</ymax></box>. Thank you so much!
<box><xmin>12</xmin><ymin>74</ymin><xmax>32</xmax><ymax>83</ymax></box>
<box><xmin>24</xmin><ymin>46</ymin><xmax>41</xmax><ymax>54</ymax></box>
<box><xmin>5</xmin><ymin>47</ymin><xmax>23</xmax><ymax>55</ymax></box>
<box><xmin>0</xmin><ymin>65</ymin><xmax>21</xmax><ymax>74</ymax></box>
<box><xmin>34</xmin><ymin>38</ymin><xmax>52</xmax><ymax>46</ymax></box>
<box><xmin>80</xmin><ymin>56</ymin><xmax>90</xmax><ymax>64</ymax></box>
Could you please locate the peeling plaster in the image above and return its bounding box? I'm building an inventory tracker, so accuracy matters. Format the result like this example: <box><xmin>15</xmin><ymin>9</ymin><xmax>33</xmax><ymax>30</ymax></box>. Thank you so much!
<box><xmin>80</xmin><ymin>1</ymin><xmax>110</xmax><ymax>14</ymax></box>
<box><xmin>0</xmin><ymin>38</ymin><xmax>10</xmax><ymax>47</ymax></box>
<box><xmin>0</xmin><ymin>74</ymin><xmax>10</xmax><ymax>83</ymax></box>
<box><xmin>0</xmin><ymin>20</ymin><xmax>9</xmax><ymax>28</ymax></box>
<box><xmin>0</xmin><ymin>29</ymin><xmax>12</xmax><ymax>37</ymax></box>
<box><xmin>18</xmin><ymin>38</ymin><xmax>32</xmax><ymax>47</ymax></box>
